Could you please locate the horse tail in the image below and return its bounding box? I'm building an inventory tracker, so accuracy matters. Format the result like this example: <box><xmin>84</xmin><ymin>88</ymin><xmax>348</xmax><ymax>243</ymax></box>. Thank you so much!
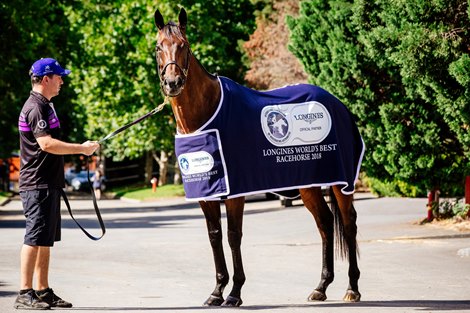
<box><xmin>329</xmin><ymin>187</ymin><xmax>359</xmax><ymax>260</ymax></box>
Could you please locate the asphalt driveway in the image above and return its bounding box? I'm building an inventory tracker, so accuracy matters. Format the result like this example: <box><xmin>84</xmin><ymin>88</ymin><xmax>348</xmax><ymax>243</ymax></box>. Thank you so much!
<box><xmin>1</xmin><ymin>193</ymin><xmax>469</xmax><ymax>312</ymax></box>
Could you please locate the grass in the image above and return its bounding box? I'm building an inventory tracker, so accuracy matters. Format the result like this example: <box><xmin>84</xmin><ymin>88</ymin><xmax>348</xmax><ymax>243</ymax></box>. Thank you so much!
<box><xmin>108</xmin><ymin>184</ymin><xmax>185</xmax><ymax>201</ymax></box>
<box><xmin>0</xmin><ymin>185</ymin><xmax>185</xmax><ymax>203</ymax></box>
<box><xmin>0</xmin><ymin>191</ymin><xmax>13</xmax><ymax>204</ymax></box>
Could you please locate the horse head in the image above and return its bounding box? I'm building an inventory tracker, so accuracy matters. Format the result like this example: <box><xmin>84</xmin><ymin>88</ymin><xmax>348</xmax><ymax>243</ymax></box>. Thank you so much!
<box><xmin>154</xmin><ymin>8</ymin><xmax>191</xmax><ymax>97</ymax></box>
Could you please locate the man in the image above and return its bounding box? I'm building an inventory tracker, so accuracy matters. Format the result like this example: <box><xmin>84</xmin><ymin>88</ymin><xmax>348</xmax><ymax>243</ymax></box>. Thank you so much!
<box><xmin>14</xmin><ymin>58</ymin><xmax>100</xmax><ymax>310</ymax></box>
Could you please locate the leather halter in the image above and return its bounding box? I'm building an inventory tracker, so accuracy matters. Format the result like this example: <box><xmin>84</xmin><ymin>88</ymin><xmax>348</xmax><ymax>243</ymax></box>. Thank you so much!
<box><xmin>156</xmin><ymin>44</ymin><xmax>191</xmax><ymax>96</ymax></box>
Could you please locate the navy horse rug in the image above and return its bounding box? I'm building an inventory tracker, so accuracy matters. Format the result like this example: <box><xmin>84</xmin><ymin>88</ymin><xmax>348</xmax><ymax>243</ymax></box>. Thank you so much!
<box><xmin>175</xmin><ymin>77</ymin><xmax>365</xmax><ymax>201</ymax></box>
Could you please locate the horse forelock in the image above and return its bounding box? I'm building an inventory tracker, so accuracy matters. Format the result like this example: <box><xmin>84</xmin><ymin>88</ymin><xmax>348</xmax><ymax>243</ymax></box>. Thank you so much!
<box><xmin>161</xmin><ymin>21</ymin><xmax>188</xmax><ymax>44</ymax></box>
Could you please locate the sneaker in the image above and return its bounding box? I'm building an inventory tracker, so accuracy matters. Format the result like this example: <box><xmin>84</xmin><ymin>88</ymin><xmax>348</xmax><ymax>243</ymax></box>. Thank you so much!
<box><xmin>36</xmin><ymin>288</ymin><xmax>73</xmax><ymax>308</ymax></box>
<box><xmin>13</xmin><ymin>289</ymin><xmax>50</xmax><ymax>310</ymax></box>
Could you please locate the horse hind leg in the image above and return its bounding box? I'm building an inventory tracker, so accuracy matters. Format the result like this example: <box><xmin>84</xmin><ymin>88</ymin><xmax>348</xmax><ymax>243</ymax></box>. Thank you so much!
<box><xmin>299</xmin><ymin>187</ymin><xmax>335</xmax><ymax>302</ymax></box>
<box><xmin>200</xmin><ymin>201</ymin><xmax>229</xmax><ymax>306</ymax></box>
<box><xmin>331</xmin><ymin>186</ymin><xmax>361</xmax><ymax>302</ymax></box>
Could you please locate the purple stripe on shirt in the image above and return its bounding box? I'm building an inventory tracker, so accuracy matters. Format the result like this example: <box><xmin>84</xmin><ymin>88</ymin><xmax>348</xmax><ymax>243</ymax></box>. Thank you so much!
<box><xmin>19</xmin><ymin>113</ymin><xmax>31</xmax><ymax>131</ymax></box>
<box><xmin>18</xmin><ymin>110</ymin><xmax>61</xmax><ymax>132</ymax></box>
<box><xmin>18</xmin><ymin>121</ymin><xmax>31</xmax><ymax>132</ymax></box>
<box><xmin>49</xmin><ymin>121</ymin><xmax>60</xmax><ymax>129</ymax></box>
<box><xmin>49</xmin><ymin>115</ymin><xmax>60</xmax><ymax>129</ymax></box>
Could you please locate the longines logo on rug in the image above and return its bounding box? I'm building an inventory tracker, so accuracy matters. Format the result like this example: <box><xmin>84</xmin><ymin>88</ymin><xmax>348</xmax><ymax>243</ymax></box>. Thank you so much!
<box><xmin>178</xmin><ymin>151</ymin><xmax>214</xmax><ymax>176</ymax></box>
<box><xmin>261</xmin><ymin>101</ymin><xmax>332</xmax><ymax>147</ymax></box>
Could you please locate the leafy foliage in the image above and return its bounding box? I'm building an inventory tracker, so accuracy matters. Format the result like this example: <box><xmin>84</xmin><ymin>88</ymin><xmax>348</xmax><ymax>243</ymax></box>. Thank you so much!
<box><xmin>3</xmin><ymin>0</ymin><xmax>467</xmax><ymax>194</ymax></box>
<box><xmin>288</xmin><ymin>0</ymin><xmax>470</xmax><ymax>196</ymax></box>
<box><xmin>170</xmin><ymin>0</ymin><xmax>258</xmax><ymax>81</ymax></box>
<box><xmin>0</xmin><ymin>0</ymin><xmax>77</xmax><ymax>157</ymax></box>
<box><xmin>432</xmin><ymin>199</ymin><xmax>470</xmax><ymax>219</ymax></box>
<box><xmin>64</xmin><ymin>0</ymin><xmax>257</xmax><ymax>161</ymax></box>
<box><xmin>64</xmin><ymin>1</ymin><xmax>173</xmax><ymax>160</ymax></box>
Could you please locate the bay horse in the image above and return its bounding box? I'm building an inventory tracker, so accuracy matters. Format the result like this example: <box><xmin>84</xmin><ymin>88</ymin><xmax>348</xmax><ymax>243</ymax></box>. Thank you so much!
<box><xmin>154</xmin><ymin>8</ymin><xmax>361</xmax><ymax>306</ymax></box>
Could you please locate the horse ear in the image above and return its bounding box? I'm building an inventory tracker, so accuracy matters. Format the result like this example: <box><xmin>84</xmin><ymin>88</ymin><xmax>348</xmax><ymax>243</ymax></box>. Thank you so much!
<box><xmin>178</xmin><ymin>8</ymin><xmax>187</xmax><ymax>32</ymax></box>
<box><xmin>154</xmin><ymin>9</ymin><xmax>165</xmax><ymax>30</ymax></box>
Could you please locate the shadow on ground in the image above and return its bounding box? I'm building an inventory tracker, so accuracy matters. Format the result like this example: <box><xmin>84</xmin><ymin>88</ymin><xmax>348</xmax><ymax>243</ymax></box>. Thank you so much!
<box><xmin>59</xmin><ymin>300</ymin><xmax>470</xmax><ymax>311</ymax></box>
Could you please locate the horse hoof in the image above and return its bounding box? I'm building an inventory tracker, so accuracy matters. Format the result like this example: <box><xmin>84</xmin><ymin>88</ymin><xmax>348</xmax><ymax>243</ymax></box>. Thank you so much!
<box><xmin>203</xmin><ymin>295</ymin><xmax>224</xmax><ymax>306</ymax></box>
<box><xmin>343</xmin><ymin>290</ymin><xmax>361</xmax><ymax>302</ymax></box>
<box><xmin>222</xmin><ymin>295</ymin><xmax>243</xmax><ymax>307</ymax></box>
<box><xmin>308</xmin><ymin>290</ymin><xmax>327</xmax><ymax>301</ymax></box>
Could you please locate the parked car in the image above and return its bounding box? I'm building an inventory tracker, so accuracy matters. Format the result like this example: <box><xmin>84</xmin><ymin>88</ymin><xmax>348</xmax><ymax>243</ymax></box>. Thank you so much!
<box><xmin>64</xmin><ymin>168</ymin><xmax>79</xmax><ymax>187</ymax></box>
<box><xmin>70</xmin><ymin>171</ymin><xmax>94</xmax><ymax>191</ymax></box>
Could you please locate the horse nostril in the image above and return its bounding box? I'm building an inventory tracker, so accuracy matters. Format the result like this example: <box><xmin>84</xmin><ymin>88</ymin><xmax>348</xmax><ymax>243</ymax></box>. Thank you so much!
<box><xmin>176</xmin><ymin>76</ymin><xmax>184</xmax><ymax>88</ymax></box>
<box><xmin>164</xmin><ymin>77</ymin><xmax>183</xmax><ymax>90</ymax></box>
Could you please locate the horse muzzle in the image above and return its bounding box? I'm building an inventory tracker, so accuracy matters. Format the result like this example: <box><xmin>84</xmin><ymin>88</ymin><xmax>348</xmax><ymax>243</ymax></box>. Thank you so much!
<box><xmin>162</xmin><ymin>76</ymin><xmax>185</xmax><ymax>97</ymax></box>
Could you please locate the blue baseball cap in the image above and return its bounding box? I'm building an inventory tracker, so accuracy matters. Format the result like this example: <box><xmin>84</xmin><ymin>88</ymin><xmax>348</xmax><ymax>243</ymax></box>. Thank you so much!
<box><xmin>29</xmin><ymin>58</ymin><xmax>71</xmax><ymax>77</ymax></box>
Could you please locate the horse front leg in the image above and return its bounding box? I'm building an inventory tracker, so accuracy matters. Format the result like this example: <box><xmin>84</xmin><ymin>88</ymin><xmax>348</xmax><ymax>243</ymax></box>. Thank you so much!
<box><xmin>300</xmin><ymin>187</ymin><xmax>335</xmax><ymax>302</ymax></box>
<box><xmin>222</xmin><ymin>197</ymin><xmax>246</xmax><ymax>307</ymax></box>
<box><xmin>200</xmin><ymin>200</ymin><xmax>229</xmax><ymax>306</ymax></box>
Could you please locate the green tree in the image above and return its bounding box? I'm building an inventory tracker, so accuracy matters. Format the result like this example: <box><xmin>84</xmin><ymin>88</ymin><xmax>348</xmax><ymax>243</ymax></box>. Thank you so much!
<box><xmin>65</xmin><ymin>0</ymin><xmax>257</xmax><ymax>183</ymax></box>
<box><xmin>172</xmin><ymin>0</ymin><xmax>258</xmax><ymax>81</ymax></box>
<box><xmin>287</xmin><ymin>0</ymin><xmax>390</xmax><ymax>190</ymax></box>
<box><xmin>0</xmin><ymin>1</ymin><xmax>77</xmax><ymax>158</ymax></box>
<box><xmin>65</xmin><ymin>1</ymin><xmax>172</xmax><ymax>152</ymax></box>
<box><xmin>354</xmin><ymin>0</ymin><xmax>470</xmax><ymax>196</ymax></box>
<box><xmin>287</xmin><ymin>0</ymin><xmax>470</xmax><ymax>196</ymax></box>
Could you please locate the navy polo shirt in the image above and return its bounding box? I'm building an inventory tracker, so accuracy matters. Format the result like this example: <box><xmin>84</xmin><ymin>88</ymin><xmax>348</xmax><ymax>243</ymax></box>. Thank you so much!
<box><xmin>18</xmin><ymin>91</ymin><xmax>65</xmax><ymax>191</ymax></box>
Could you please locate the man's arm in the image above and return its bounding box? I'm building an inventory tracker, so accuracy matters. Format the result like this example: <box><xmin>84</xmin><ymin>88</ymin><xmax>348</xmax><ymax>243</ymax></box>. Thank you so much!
<box><xmin>36</xmin><ymin>135</ymin><xmax>99</xmax><ymax>156</ymax></box>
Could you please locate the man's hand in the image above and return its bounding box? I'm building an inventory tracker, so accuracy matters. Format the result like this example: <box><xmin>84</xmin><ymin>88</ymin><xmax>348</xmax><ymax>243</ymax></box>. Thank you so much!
<box><xmin>81</xmin><ymin>141</ymin><xmax>100</xmax><ymax>156</ymax></box>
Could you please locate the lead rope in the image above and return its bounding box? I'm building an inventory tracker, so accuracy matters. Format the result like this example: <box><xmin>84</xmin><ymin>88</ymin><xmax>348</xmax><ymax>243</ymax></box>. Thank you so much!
<box><xmin>98</xmin><ymin>97</ymin><xmax>169</xmax><ymax>144</ymax></box>
<box><xmin>63</xmin><ymin>97</ymin><xmax>170</xmax><ymax>240</ymax></box>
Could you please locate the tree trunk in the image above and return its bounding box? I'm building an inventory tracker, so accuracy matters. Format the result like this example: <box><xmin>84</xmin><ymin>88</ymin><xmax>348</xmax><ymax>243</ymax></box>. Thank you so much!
<box><xmin>174</xmin><ymin>159</ymin><xmax>181</xmax><ymax>185</ymax></box>
<box><xmin>466</xmin><ymin>176</ymin><xmax>470</xmax><ymax>218</ymax></box>
<box><xmin>144</xmin><ymin>151</ymin><xmax>153</xmax><ymax>185</ymax></box>
<box><xmin>153</xmin><ymin>150</ymin><xmax>169</xmax><ymax>186</ymax></box>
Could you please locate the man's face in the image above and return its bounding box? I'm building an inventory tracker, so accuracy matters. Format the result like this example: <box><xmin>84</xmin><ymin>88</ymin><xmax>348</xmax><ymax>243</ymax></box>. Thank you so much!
<box><xmin>43</xmin><ymin>74</ymin><xmax>64</xmax><ymax>97</ymax></box>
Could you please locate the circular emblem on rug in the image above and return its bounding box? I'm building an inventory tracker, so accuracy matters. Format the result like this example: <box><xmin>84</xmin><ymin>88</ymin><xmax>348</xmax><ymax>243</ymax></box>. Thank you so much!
<box><xmin>263</xmin><ymin>110</ymin><xmax>291</xmax><ymax>145</ymax></box>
